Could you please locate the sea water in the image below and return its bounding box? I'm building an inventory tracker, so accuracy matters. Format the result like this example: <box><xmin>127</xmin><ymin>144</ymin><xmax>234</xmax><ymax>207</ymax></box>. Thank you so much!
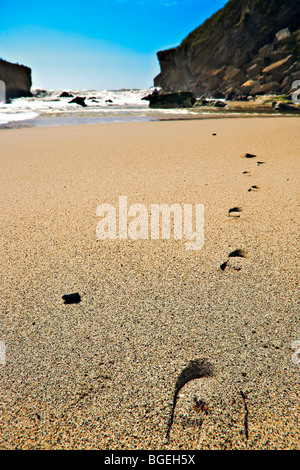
<box><xmin>0</xmin><ymin>87</ymin><xmax>281</xmax><ymax>129</ymax></box>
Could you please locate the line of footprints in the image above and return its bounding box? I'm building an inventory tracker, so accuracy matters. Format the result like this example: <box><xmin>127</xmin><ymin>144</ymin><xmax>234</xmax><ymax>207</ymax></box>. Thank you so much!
<box><xmin>220</xmin><ymin>152</ymin><xmax>265</xmax><ymax>272</ymax></box>
<box><xmin>166</xmin><ymin>153</ymin><xmax>265</xmax><ymax>442</ymax></box>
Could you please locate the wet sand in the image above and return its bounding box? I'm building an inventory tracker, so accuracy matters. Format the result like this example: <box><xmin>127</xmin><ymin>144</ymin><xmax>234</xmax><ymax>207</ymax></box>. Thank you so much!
<box><xmin>0</xmin><ymin>117</ymin><xmax>299</xmax><ymax>449</ymax></box>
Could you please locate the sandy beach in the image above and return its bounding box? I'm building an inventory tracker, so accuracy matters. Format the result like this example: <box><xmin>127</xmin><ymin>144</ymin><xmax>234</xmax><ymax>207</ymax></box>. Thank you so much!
<box><xmin>0</xmin><ymin>116</ymin><xmax>299</xmax><ymax>450</ymax></box>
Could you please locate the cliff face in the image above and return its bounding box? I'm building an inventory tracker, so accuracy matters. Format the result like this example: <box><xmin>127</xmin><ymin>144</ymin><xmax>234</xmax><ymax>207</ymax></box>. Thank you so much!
<box><xmin>154</xmin><ymin>0</ymin><xmax>300</xmax><ymax>98</ymax></box>
<box><xmin>0</xmin><ymin>59</ymin><xmax>32</xmax><ymax>100</ymax></box>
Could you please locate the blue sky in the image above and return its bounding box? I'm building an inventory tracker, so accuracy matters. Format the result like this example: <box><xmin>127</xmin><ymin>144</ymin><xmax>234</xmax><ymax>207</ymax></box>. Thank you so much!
<box><xmin>0</xmin><ymin>0</ymin><xmax>228</xmax><ymax>90</ymax></box>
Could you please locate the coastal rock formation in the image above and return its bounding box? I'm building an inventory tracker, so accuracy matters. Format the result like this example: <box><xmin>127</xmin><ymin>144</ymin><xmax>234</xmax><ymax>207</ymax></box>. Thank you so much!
<box><xmin>60</xmin><ymin>91</ymin><xmax>74</xmax><ymax>98</ymax></box>
<box><xmin>154</xmin><ymin>0</ymin><xmax>300</xmax><ymax>99</ymax></box>
<box><xmin>69</xmin><ymin>96</ymin><xmax>87</xmax><ymax>107</ymax></box>
<box><xmin>0</xmin><ymin>58</ymin><xmax>32</xmax><ymax>100</ymax></box>
<box><xmin>142</xmin><ymin>90</ymin><xmax>196</xmax><ymax>108</ymax></box>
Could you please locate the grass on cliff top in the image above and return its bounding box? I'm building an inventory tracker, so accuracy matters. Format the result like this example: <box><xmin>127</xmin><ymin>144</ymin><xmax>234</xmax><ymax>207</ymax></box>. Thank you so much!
<box><xmin>181</xmin><ymin>0</ymin><xmax>239</xmax><ymax>49</ymax></box>
<box><xmin>180</xmin><ymin>0</ymin><xmax>277</xmax><ymax>50</ymax></box>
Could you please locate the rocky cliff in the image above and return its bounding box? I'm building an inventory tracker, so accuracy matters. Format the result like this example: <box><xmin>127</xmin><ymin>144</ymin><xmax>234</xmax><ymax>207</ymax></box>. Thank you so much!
<box><xmin>154</xmin><ymin>0</ymin><xmax>300</xmax><ymax>99</ymax></box>
<box><xmin>0</xmin><ymin>58</ymin><xmax>32</xmax><ymax>100</ymax></box>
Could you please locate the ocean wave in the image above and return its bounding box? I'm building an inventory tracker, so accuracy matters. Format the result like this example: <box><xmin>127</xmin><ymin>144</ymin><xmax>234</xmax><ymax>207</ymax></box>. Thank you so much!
<box><xmin>0</xmin><ymin>111</ymin><xmax>39</xmax><ymax>126</ymax></box>
<box><xmin>0</xmin><ymin>88</ymin><xmax>281</xmax><ymax>128</ymax></box>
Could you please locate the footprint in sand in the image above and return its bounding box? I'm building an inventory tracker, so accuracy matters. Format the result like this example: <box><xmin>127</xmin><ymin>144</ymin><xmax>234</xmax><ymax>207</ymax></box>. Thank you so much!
<box><xmin>228</xmin><ymin>206</ymin><xmax>243</xmax><ymax>217</ymax></box>
<box><xmin>166</xmin><ymin>358</ymin><xmax>214</xmax><ymax>441</ymax></box>
<box><xmin>248</xmin><ymin>185</ymin><xmax>261</xmax><ymax>192</ymax></box>
<box><xmin>220</xmin><ymin>249</ymin><xmax>248</xmax><ymax>272</ymax></box>
<box><xmin>228</xmin><ymin>249</ymin><xmax>248</xmax><ymax>258</ymax></box>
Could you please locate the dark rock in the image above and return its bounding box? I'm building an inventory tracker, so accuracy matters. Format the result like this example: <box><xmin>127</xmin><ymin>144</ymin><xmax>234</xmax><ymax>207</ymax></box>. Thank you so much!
<box><xmin>281</xmin><ymin>75</ymin><xmax>293</xmax><ymax>88</ymax></box>
<box><xmin>282</xmin><ymin>85</ymin><xmax>291</xmax><ymax>94</ymax></box>
<box><xmin>243</xmin><ymin>153</ymin><xmax>257</xmax><ymax>158</ymax></box>
<box><xmin>258</xmin><ymin>44</ymin><xmax>274</xmax><ymax>59</ymax></box>
<box><xmin>235</xmin><ymin>95</ymin><xmax>249</xmax><ymax>101</ymax></box>
<box><xmin>142</xmin><ymin>90</ymin><xmax>196</xmax><ymax>108</ymax></box>
<box><xmin>60</xmin><ymin>91</ymin><xmax>73</xmax><ymax>98</ymax></box>
<box><xmin>246</xmin><ymin>63</ymin><xmax>261</xmax><ymax>78</ymax></box>
<box><xmin>262</xmin><ymin>55</ymin><xmax>294</xmax><ymax>75</ymax></box>
<box><xmin>264</xmin><ymin>73</ymin><xmax>282</xmax><ymax>84</ymax></box>
<box><xmin>291</xmin><ymin>71</ymin><xmax>300</xmax><ymax>81</ymax></box>
<box><xmin>269</xmin><ymin>50</ymin><xmax>289</xmax><ymax>62</ymax></box>
<box><xmin>211</xmin><ymin>100</ymin><xmax>226</xmax><ymax>107</ymax></box>
<box><xmin>249</xmin><ymin>57</ymin><xmax>265</xmax><ymax>68</ymax></box>
<box><xmin>142</xmin><ymin>89</ymin><xmax>160</xmax><ymax>101</ymax></box>
<box><xmin>274</xmin><ymin>101</ymin><xmax>299</xmax><ymax>111</ymax></box>
<box><xmin>154</xmin><ymin>0</ymin><xmax>300</xmax><ymax>98</ymax></box>
<box><xmin>225</xmin><ymin>87</ymin><xmax>235</xmax><ymax>100</ymax></box>
<box><xmin>69</xmin><ymin>96</ymin><xmax>87</xmax><ymax>107</ymax></box>
<box><xmin>223</xmin><ymin>66</ymin><xmax>247</xmax><ymax>86</ymax></box>
<box><xmin>105</xmin><ymin>99</ymin><xmax>113</xmax><ymax>103</ymax></box>
<box><xmin>240</xmin><ymin>79</ymin><xmax>256</xmax><ymax>94</ymax></box>
<box><xmin>251</xmin><ymin>81</ymin><xmax>281</xmax><ymax>95</ymax></box>
<box><xmin>275</xmin><ymin>28</ymin><xmax>293</xmax><ymax>44</ymax></box>
<box><xmin>285</xmin><ymin>64</ymin><xmax>296</xmax><ymax>75</ymax></box>
<box><xmin>193</xmin><ymin>98</ymin><xmax>208</xmax><ymax>107</ymax></box>
<box><xmin>0</xmin><ymin>58</ymin><xmax>32</xmax><ymax>99</ymax></box>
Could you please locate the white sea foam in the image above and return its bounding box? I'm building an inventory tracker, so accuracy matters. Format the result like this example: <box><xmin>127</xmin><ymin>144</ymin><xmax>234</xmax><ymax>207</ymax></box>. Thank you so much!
<box><xmin>0</xmin><ymin>88</ymin><xmax>157</xmax><ymax>127</ymax></box>
<box><xmin>0</xmin><ymin>87</ymin><xmax>279</xmax><ymax>128</ymax></box>
<box><xmin>0</xmin><ymin>111</ymin><xmax>39</xmax><ymax>125</ymax></box>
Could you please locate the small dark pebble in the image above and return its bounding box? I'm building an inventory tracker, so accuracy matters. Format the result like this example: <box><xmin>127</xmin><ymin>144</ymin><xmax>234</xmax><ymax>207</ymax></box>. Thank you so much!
<box><xmin>62</xmin><ymin>293</ymin><xmax>81</xmax><ymax>304</ymax></box>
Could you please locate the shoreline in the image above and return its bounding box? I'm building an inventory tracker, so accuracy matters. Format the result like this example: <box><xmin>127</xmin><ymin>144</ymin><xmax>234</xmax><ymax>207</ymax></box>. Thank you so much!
<box><xmin>1</xmin><ymin>93</ymin><xmax>299</xmax><ymax>130</ymax></box>
<box><xmin>0</xmin><ymin>108</ymin><xmax>299</xmax><ymax>131</ymax></box>
<box><xmin>0</xmin><ymin>117</ymin><xmax>299</xmax><ymax>450</ymax></box>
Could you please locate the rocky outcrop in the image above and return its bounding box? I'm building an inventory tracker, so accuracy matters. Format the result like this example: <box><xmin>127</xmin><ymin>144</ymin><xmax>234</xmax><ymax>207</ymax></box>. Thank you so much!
<box><xmin>69</xmin><ymin>96</ymin><xmax>87</xmax><ymax>107</ymax></box>
<box><xmin>154</xmin><ymin>0</ymin><xmax>300</xmax><ymax>99</ymax></box>
<box><xmin>60</xmin><ymin>91</ymin><xmax>73</xmax><ymax>98</ymax></box>
<box><xmin>0</xmin><ymin>58</ymin><xmax>32</xmax><ymax>100</ymax></box>
<box><xmin>142</xmin><ymin>90</ymin><xmax>196</xmax><ymax>108</ymax></box>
